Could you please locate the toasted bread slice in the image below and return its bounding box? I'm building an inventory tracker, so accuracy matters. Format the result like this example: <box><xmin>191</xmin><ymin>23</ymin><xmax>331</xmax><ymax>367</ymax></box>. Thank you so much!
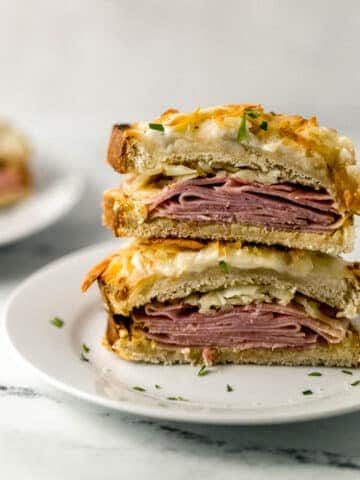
<box><xmin>107</xmin><ymin>105</ymin><xmax>360</xmax><ymax>214</ymax></box>
<box><xmin>82</xmin><ymin>239</ymin><xmax>360</xmax><ymax>318</ymax></box>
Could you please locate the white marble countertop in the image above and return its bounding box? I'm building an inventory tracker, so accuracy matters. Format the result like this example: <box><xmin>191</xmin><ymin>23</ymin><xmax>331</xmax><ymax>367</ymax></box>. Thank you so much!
<box><xmin>1</xmin><ymin>0</ymin><xmax>360</xmax><ymax>476</ymax></box>
<box><xmin>1</xmin><ymin>117</ymin><xmax>360</xmax><ymax>479</ymax></box>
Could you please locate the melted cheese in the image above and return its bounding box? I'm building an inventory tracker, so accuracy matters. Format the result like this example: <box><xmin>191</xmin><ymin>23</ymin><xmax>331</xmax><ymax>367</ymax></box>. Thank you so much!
<box><xmin>127</xmin><ymin>104</ymin><xmax>355</xmax><ymax>169</ymax></box>
<box><xmin>100</xmin><ymin>240</ymin><xmax>350</xmax><ymax>290</ymax></box>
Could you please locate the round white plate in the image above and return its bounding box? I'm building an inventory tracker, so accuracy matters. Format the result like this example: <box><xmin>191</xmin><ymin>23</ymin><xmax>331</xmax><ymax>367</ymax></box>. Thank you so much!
<box><xmin>0</xmin><ymin>167</ymin><xmax>83</xmax><ymax>246</ymax></box>
<box><xmin>4</xmin><ymin>241</ymin><xmax>360</xmax><ymax>425</ymax></box>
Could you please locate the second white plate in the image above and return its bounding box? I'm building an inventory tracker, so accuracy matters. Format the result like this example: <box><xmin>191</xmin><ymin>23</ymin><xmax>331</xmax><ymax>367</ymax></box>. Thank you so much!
<box><xmin>0</xmin><ymin>168</ymin><xmax>83</xmax><ymax>246</ymax></box>
<box><xmin>5</xmin><ymin>241</ymin><xmax>360</xmax><ymax>424</ymax></box>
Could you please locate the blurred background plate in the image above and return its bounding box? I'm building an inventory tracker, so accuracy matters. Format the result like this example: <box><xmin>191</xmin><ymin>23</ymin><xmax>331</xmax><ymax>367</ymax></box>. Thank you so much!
<box><xmin>0</xmin><ymin>166</ymin><xmax>84</xmax><ymax>246</ymax></box>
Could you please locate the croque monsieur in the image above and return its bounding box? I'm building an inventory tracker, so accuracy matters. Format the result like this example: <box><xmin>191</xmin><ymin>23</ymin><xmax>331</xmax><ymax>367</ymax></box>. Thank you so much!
<box><xmin>0</xmin><ymin>123</ymin><xmax>31</xmax><ymax>206</ymax></box>
<box><xmin>104</xmin><ymin>104</ymin><xmax>360</xmax><ymax>254</ymax></box>
<box><xmin>82</xmin><ymin>239</ymin><xmax>360</xmax><ymax>367</ymax></box>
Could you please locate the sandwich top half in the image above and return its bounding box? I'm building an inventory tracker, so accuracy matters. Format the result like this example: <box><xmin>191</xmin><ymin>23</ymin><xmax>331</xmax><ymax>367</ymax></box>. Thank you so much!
<box><xmin>82</xmin><ymin>239</ymin><xmax>360</xmax><ymax>367</ymax></box>
<box><xmin>0</xmin><ymin>123</ymin><xmax>31</xmax><ymax>207</ymax></box>
<box><xmin>104</xmin><ymin>104</ymin><xmax>360</xmax><ymax>254</ymax></box>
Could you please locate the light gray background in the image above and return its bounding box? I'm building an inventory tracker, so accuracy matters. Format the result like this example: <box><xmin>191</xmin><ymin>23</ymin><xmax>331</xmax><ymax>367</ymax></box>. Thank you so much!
<box><xmin>2</xmin><ymin>1</ymin><xmax>360</xmax><ymax>479</ymax></box>
<box><xmin>1</xmin><ymin>0</ymin><xmax>360</xmax><ymax>127</ymax></box>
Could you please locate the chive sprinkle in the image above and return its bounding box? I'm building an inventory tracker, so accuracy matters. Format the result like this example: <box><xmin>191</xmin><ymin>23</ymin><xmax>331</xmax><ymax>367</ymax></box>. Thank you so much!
<box><xmin>219</xmin><ymin>260</ymin><xmax>229</xmax><ymax>274</ymax></box>
<box><xmin>82</xmin><ymin>343</ymin><xmax>90</xmax><ymax>354</ymax></box>
<box><xmin>308</xmin><ymin>372</ymin><xmax>322</xmax><ymax>377</ymax></box>
<box><xmin>80</xmin><ymin>352</ymin><xmax>89</xmax><ymax>362</ymax></box>
<box><xmin>236</xmin><ymin>111</ymin><xmax>248</xmax><ymax>143</ymax></box>
<box><xmin>302</xmin><ymin>389</ymin><xmax>313</xmax><ymax>395</ymax></box>
<box><xmin>351</xmin><ymin>380</ymin><xmax>360</xmax><ymax>387</ymax></box>
<box><xmin>149</xmin><ymin>123</ymin><xmax>164</xmax><ymax>132</ymax></box>
<box><xmin>260</xmin><ymin>121</ymin><xmax>268</xmax><ymax>131</ymax></box>
<box><xmin>227</xmin><ymin>384</ymin><xmax>234</xmax><ymax>392</ymax></box>
<box><xmin>133</xmin><ymin>386</ymin><xmax>146</xmax><ymax>392</ymax></box>
<box><xmin>198</xmin><ymin>365</ymin><xmax>210</xmax><ymax>377</ymax></box>
<box><xmin>167</xmin><ymin>396</ymin><xmax>188</xmax><ymax>401</ymax></box>
<box><xmin>50</xmin><ymin>317</ymin><xmax>64</xmax><ymax>328</ymax></box>
<box><xmin>270</xmin><ymin>111</ymin><xmax>276</xmax><ymax>116</ymax></box>
<box><xmin>155</xmin><ymin>384</ymin><xmax>161</xmax><ymax>389</ymax></box>
<box><xmin>237</xmin><ymin>109</ymin><xmax>261</xmax><ymax>142</ymax></box>
<box><xmin>342</xmin><ymin>370</ymin><xmax>353</xmax><ymax>375</ymax></box>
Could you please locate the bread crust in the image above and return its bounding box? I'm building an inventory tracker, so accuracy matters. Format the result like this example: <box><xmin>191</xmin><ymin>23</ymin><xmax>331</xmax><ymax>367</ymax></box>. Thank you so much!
<box><xmin>107</xmin><ymin>124</ymin><xmax>131</xmax><ymax>174</ymax></box>
<box><xmin>103</xmin><ymin>188</ymin><xmax>354</xmax><ymax>255</ymax></box>
<box><xmin>105</xmin><ymin>317</ymin><xmax>360</xmax><ymax>367</ymax></box>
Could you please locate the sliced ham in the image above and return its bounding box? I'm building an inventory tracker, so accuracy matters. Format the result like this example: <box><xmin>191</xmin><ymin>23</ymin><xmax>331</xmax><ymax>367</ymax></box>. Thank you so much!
<box><xmin>132</xmin><ymin>302</ymin><xmax>347</xmax><ymax>350</ymax></box>
<box><xmin>148</xmin><ymin>176</ymin><xmax>342</xmax><ymax>232</ymax></box>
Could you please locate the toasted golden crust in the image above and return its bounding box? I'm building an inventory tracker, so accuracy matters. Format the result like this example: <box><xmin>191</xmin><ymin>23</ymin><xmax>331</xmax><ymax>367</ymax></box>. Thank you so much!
<box><xmin>103</xmin><ymin>187</ymin><xmax>354</xmax><ymax>255</ymax></box>
<box><xmin>107</xmin><ymin>104</ymin><xmax>360</xmax><ymax>213</ymax></box>
<box><xmin>105</xmin><ymin>317</ymin><xmax>360</xmax><ymax>367</ymax></box>
<box><xmin>107</xmin><ymin>124</ymin><xmax>131</xmax><ymax>174</ymax></box>
<box><xmin>82</xmin><ymin>238</ymin><xmax>360</xmax><ymax>318</ymax></box>
<box><xmin>81</xmin><ymin>256</ymin><xmax>114</xmax><ymax>292</ymax></box>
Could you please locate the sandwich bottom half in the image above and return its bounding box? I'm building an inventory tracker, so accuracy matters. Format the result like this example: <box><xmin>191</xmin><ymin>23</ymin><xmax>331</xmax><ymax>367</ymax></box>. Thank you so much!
<box><xmin>82</xmin><ymin>239</ymin><xmax>360</xmax><ymax>368</ymax></box>
<box><xmin>104</xmin><ymin>312</ymin><xmax>360</xmax><ymax>368</ymax></box>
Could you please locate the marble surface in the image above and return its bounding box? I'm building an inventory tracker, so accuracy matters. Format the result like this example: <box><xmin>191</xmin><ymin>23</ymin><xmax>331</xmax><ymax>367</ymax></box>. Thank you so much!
<box><xmin>0</xmin><ymin>118</ymin><xmax>360</xmax><ymax>479</ymax></box>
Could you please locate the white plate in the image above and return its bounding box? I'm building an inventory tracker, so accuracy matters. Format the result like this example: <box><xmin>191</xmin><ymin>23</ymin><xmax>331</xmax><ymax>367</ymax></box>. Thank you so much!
<box><xmin>4</xmin><ymin>241</ymin><xmax>360</xmax><ymax>425</ymax></box>
<box><xmin>0</xmin><ymin>166</ymin><xmax>83</xmax><ymax>246</ymax></box>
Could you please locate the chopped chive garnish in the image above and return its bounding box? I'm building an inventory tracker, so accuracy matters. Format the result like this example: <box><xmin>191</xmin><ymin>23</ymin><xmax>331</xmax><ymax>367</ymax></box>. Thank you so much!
<box><xmin>270</xmin><ymin>111</ymin><xmax>276</xmax><ymax>116</ymax></box>
<box><xmin>167</xmin><ymin>396</ymin><xmax>188</xmax><ymax>401</ymax></box>
<box><xmin>155</xmin><ymin>384</ymin><xmax>161</xmax><ymax>389</ymax></box>
<box><xmin>351</xmin><ymin>380</ymin><xmax>360</xmax><ymax>387</ymax></box>
<box><xmin>237</xmin><ymin>109</ymin><xmax>261</xmax><ymax>142</ymax></box>
<box><xmin>82</xmin><ymin>343</ymin><xmax>90</xmax><ymax>354</ymax></box>
<box><xmin>342</xmin><ymin>370</ymin><xmax>353</xmax><ymax>375</ymax></box>
<box><xmin>227</xmin><ymin>384</ymin><xmax>234</xmax><ymax>392</ymax></box>
<box><xmin>302</xmin><ymin>389</ymin><xmax>313</xmax><ymax>395</ymax></box>
<box><xmin>50</xmin><ymin>317</ymin><xmax>64</xmax><ymax>328</ymax></box>
<box><xmin>259</xmin><ymin>121</ymin><xmax>268</xmax><ymax>131</ymax></box>
<box><xmin>198</xmin><ymin>365</ymin><xmax>210</xmax><ymax>377</ymax></box>
<box><xmin>149</xmin><ymin>123</ymin><xmax>164</xmax><ymax>132</ymax></box>
<box><xmin>80</xmin><ymin>352</ymin><xmax>89</xmax><ymax>362</ymax></box>
<box><xmin>219</xmin><ymin>260</ymin><xmax>229</xmax><ymax>274</ymax></box>
<box><xmin>237</xmin><ymin>112</ymin><xmax>248</xmax><ymax>143</ymax></box>
<box><xmin>133</xmin><ymin>386</ymin><xmax>146</xmax><ymax>392</ymax></box>
<box><xmin>308</xmin><ymin>372</ymin><xmax>322</xmax><ymax>377</ymax></box>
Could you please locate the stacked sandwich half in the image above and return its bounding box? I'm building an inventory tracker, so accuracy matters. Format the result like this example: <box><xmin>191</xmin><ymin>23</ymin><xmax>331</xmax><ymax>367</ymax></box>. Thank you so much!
<box><xmin>83</xmin><ymin>104</ymin><xmax>360</xmax><ymax>367</ymax></box>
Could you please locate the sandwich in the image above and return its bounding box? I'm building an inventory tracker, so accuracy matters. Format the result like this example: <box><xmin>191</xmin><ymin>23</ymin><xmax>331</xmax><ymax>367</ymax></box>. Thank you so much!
<box><xmin>82</xmin><ymin>239</ymin><xmax>360</xmax><ymax>367</ymax></box>
<box><xmin>0</xmin><ymin>122</ymin><xmax>31</xmax><ymax>206</ymax></box>
<box><xmin>103</xmin><ymin>104</ymin><xmax>360</xmax><ymax>254</ymax></box>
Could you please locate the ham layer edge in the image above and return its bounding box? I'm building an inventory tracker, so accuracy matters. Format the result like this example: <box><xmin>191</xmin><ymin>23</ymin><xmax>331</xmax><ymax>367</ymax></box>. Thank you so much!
<box><xmin>132</xmin><ymin>301</ymin><xmax>348</xmax><ymax>350</ymax></box>
<box><xmin>148</xmin><ymin>176</ymin><xmax>343</xmax><ymax>233</ymax></box>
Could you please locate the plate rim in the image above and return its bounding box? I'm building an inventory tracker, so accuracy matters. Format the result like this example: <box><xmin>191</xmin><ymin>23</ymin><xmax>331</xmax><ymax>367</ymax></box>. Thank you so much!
<box><xmin>4</xmin><ymin>240</ymin><xmax>360</xmax><ymax>425</ymax></box>
<box><xmin>0</xmin><ymin>173</ymin><xmax>84</xmax><ymax>246</ymax></box>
